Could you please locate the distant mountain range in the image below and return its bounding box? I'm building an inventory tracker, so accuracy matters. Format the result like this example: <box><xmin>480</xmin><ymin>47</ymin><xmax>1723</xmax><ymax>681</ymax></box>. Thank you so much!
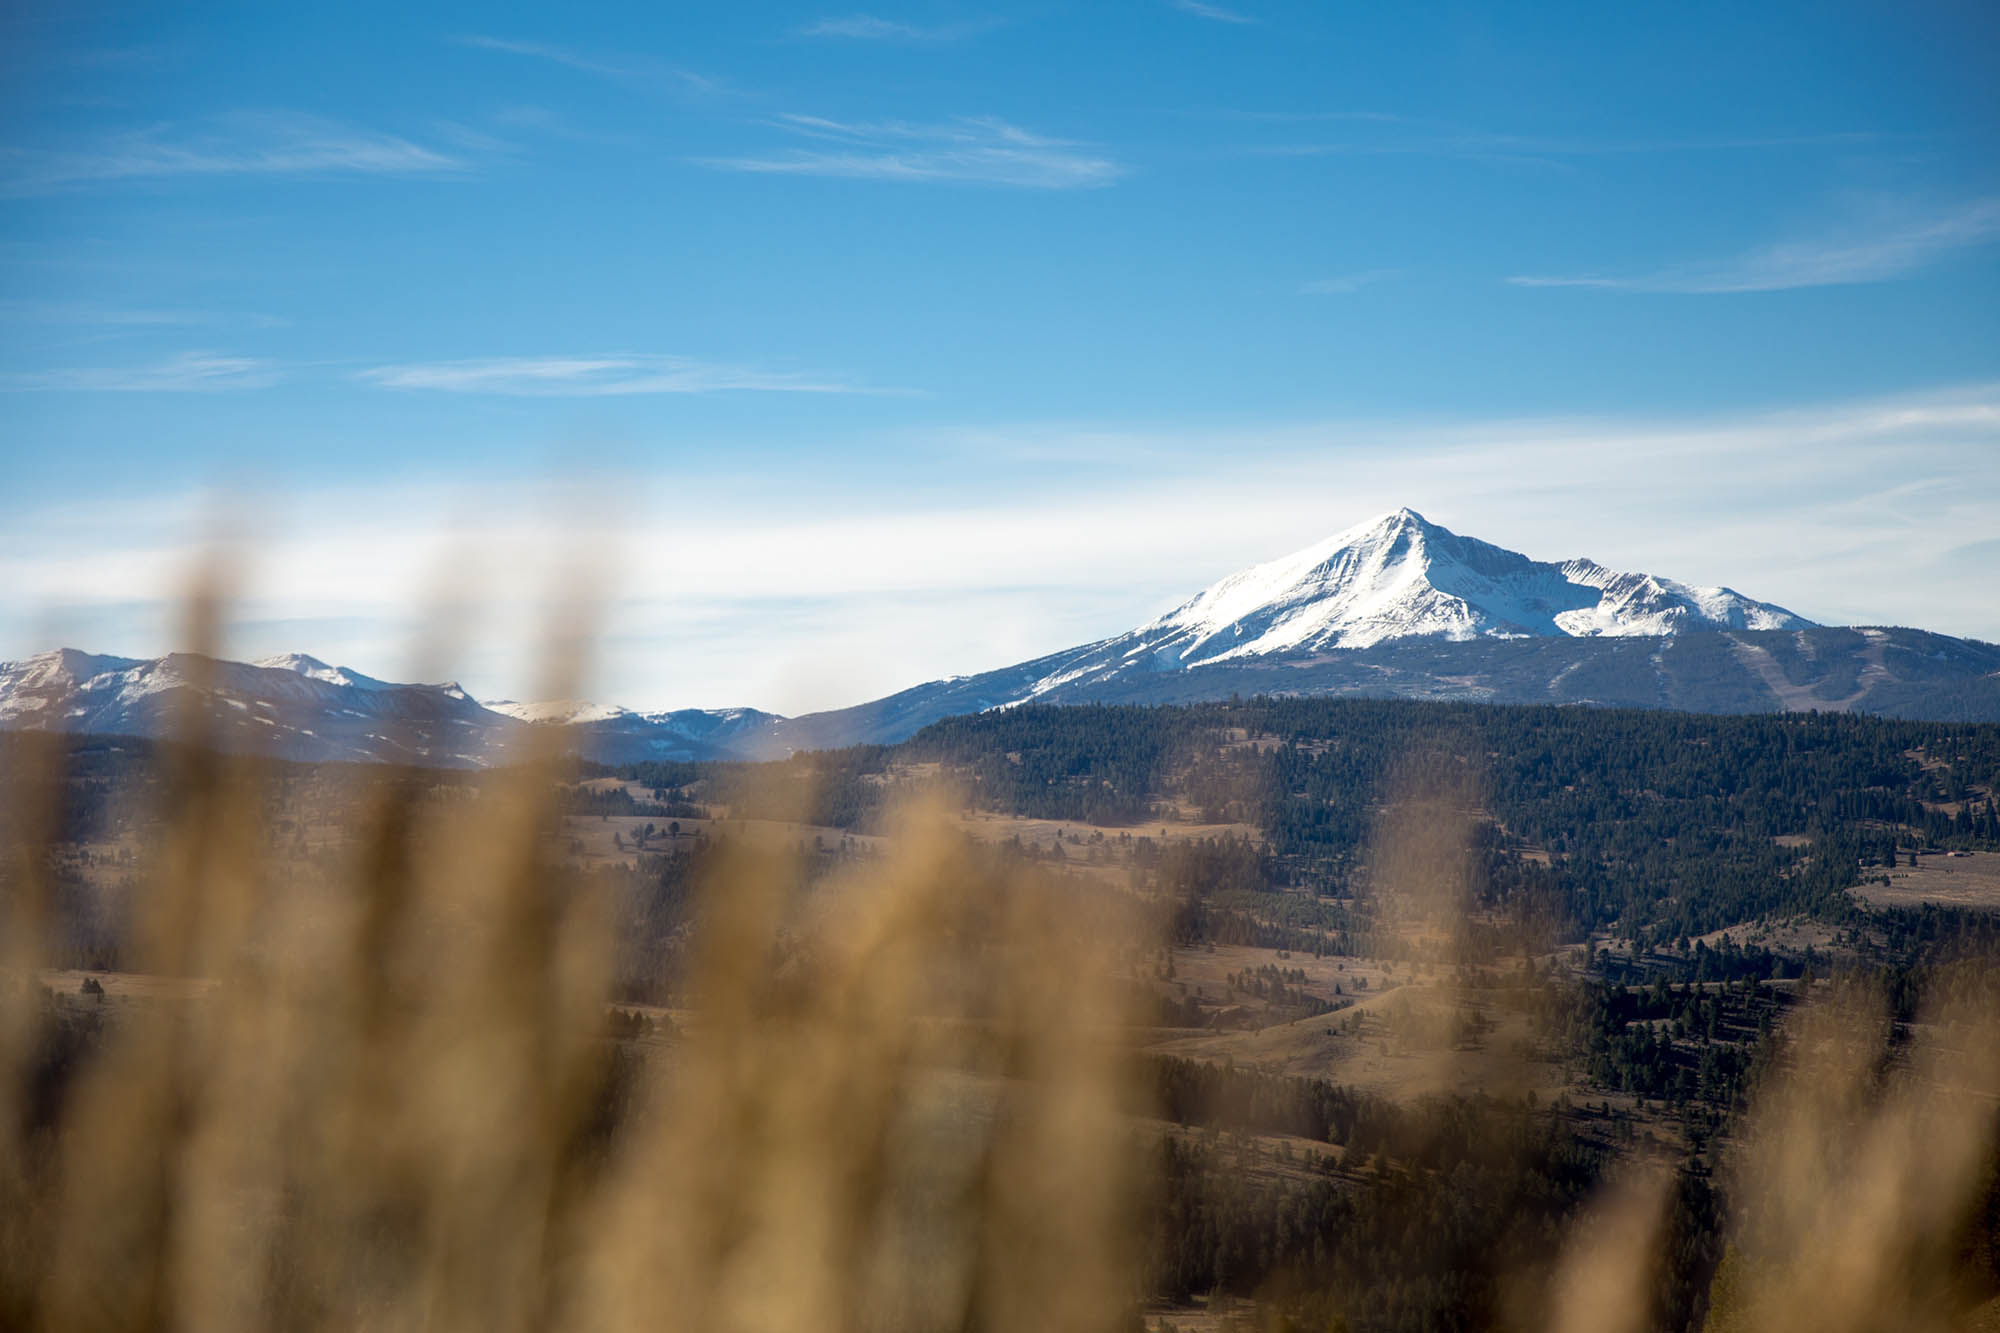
<box><xmin>0</xmin><ymin>650</ymin><xmax>782</xmax><ymax>766</ymax></box>
<box><xmin>5</xmin><ymin>509</ymin><xmax>1996</xmax><ymax>765</ymax></box>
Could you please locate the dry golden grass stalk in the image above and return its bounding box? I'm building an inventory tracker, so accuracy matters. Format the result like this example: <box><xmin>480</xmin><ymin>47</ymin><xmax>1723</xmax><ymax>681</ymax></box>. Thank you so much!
<box><xmin>1542</xmin><ymin>1163</ymin><xmax>1675</xmax><ymax>1333</ymax></box>
<box><xmin>2</xmin><ymin>599</ymin><xmax>1147</xmax><ymax>1332</ymax></box>
<box><xmin>1703</xmin><ymin>979</ymin><xmax>2000</xmax><ymax>1333</ymax></box>
<box><xmin>579</xmin><ymin>794</ymin><xmax>1144</xmax><ymax>1333</ymax></box>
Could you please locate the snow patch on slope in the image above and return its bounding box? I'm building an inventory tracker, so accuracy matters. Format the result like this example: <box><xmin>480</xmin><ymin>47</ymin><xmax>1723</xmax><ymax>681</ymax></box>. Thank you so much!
<box><xmin>484</xmin><ymin>699</ymin><xmax>630</xmax><ymax>725</ymax></box>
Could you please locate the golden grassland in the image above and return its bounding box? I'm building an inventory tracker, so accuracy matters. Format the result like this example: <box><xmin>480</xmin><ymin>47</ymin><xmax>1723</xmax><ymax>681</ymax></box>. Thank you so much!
<box><xmin>1857</xmin><ymin>851</ymin><xmax>2000</xmax><ymax>912</ymax></box>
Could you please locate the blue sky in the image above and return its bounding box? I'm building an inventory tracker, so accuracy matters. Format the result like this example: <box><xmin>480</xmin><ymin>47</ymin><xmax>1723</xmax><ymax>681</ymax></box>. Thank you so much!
<box><xmin>3</xmin><ymin>1</ymin><xmax>1997</xmax><ymax>712</ymax></box>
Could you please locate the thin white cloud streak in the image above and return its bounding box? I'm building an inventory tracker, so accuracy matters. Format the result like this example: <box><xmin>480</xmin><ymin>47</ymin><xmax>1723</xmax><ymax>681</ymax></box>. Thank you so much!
<box><xmin>0</xmin><ymin>351</ymin><xmax>279</xmax><ymax>392</ymax></box>
<box><xmin>797</xmin><ymin>15</ymin><xmax>988</xmax><ymax>40</ymax></box>
<box><xmin>801</xmin><ymin>16</ymin><xmax>924</xmax><ymax>39</ymax></box>
<box><xmin>0</xmin><ymin>300</ymin><xmax>290</xmax><ymax>332</ymax></box>
<box><xmin>1171</xmin><ymin>0</ymin><xmax>1257</xmax><ymax>22</ymax></box>
<box><xmin>2</xmin><ymin>385</ymin><xmax>1995</xmax><ymax>711</ymax></box>
<box><xmin>1301</xmin><ymin>269</ymin><xmax>1398</xmax><ymax>294</ymax></box>
<box><xmin>354</xmin><ymin>354</ymin><xmax>900</xmax><ymax>397</ymax></box>
<box><xmin>0</xmin><ymin>112</ymin><xmax>464</xmax><ymax>194</ymax></box>
<box><xmin>1258</xmin><ymin>129</ymin><xmax>1889</xmax><ymax>159</ymax></box>
<box><xmin>1510</xmin><ymin>197</ymin><xmax>2000</xmax><ymax>293</ymax></box>
<box><xmin>0</xmin><ymin>300</ymin><xmax>287</xmax><ymax>329</ymax></box>
<box><xmin>699</xmin><ymin>114</ymin><xmax>1122</xmax><ymax>189</ymax></box>
<box><xmin>456</xmin><ymin>35</ymin><xmax>625</xmax><ymax>77</ymax></box>
<box><xmin>1242</xmin><ymin>124</ymin><xmax>1896</xmax><ymax>175</ymax></box>
<box><xmin>455</xmin><ymin>35</ymin><xmax>721</xmax><ymax>96</ymax></box>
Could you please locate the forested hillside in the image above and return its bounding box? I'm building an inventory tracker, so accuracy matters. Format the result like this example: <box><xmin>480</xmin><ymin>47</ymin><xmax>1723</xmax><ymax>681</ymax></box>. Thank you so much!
<box><xmin>617</xmin><ymin>698</ymin><xmax>2000</xmax><ymax>951</ymax></box>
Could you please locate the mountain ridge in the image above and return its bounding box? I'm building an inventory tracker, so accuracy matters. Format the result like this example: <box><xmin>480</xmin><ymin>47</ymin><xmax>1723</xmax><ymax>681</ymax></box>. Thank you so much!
<box><xmin>1062</xmin><ymin>507</ymin><xmax>1809</xmax><ymax>679</ymax></box>
<box><xmin>4</xmin><ymin>509</ymin><xmax>1994</xmax><ymax>763</ymax></box>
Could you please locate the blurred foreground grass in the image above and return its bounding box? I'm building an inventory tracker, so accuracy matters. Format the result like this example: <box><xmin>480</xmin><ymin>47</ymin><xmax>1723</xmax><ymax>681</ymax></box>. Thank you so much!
<box><xmin>2</xmin><ymin>607</ymin><xmax>1997</xmax><ymax>1332</ymax></box>
<box><xmin>0</xmin><ymin>618</ymin><xmax>1145</xmax><ymax>1333</ymax></box>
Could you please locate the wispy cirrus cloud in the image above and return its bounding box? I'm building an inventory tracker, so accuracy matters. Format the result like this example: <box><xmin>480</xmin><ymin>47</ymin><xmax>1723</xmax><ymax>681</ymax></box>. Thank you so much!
<box><xmin>1170</xmin><ymin>0</ymin><xmax>1257</xmax><ymax>22</ymax></box>
<box><xmin>456</xmin><ymin>35</ymin><xmax>624</xmax><ymax>77</ymax></box>
<box><xmin>356</xmin><ymin>354</ymin><xmax>899</xmax><ymax>397</ymax></box>
<box><xmin>697</xmin><ymin>114</ymin><xmax>1123</xmax><ymax>189</ymax></box>
<box><xmin>0</xmin><ymin>351</ymin><xmax>280</xmax><ymax>392</ymax></box>
<box><xmin>797</xmin><ymin>14</ymin><xmax>990</xmax><ymax>40</ymax></box>
<box><xmin>1301</xmin><ymin>269</ymin><xmax>1399</xmax><ymax>295</ymax></box>
<box><xmin>0</xmin><ymin>300</ymin><xmax>287</xmax><ymax>330</ymax></box>
<box><xmin>454</xmin><ymin>35</ymin><xmax>721</xmax><ymax>96</ymax></box>
<box><xmin>1510</xmin><ymin>197</ymin><xmax>2000</xmax><ymax>293</ymax></box>
<box><xmin>1246</xmin><ymin>118</ymin><xmax>1892</xmax><ymax>167</ymax></box>
<box><xmin>0</xmin><ymin>112</ymin><xmax>464</xmax><ymax>194</ymax></box>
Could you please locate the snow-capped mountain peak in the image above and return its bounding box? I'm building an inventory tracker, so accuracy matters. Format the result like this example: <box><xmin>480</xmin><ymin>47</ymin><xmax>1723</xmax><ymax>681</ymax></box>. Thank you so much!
<box><xmin>255</xmin><ymin>652</ymin><xmax>394</xmax><ymax>691</ymax></box>
<box><xmin>1133</xmin><ymin>507</ymin><xmax>1810</xmax><ymax>667</ymax></box>
<box><xmin>983</xmin><ymin>508</ymin><xmax>1815</xmax><ymax>707</ymax></box>
<box><xmin>254</xmin><ymin>652</ymin><xmax>476</xmax><ymax>697</ymax></box>
<box><xmin>0</xmin><ymin>647</ymin><xmax>510</xmax><ymax>765</ymax></box>
<box><xmin>1140</xmin><ymin>507</ymin><xmax>1506</xmax><ymax>661</ymax></box>
<box><xmin>1549</xmin><ymin>559</ymin><xmax>1801</xmax><ymax>637</ymax></box>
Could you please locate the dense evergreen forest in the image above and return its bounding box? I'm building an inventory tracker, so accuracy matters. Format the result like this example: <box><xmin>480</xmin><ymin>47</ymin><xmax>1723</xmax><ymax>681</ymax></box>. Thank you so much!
<box><xmin>1139</xmin><ymin>1058</ymin><xmax>1723</xmax><ymax>1333</ymax></box>
<box><xmin>607</xmin><ymin>699</ymin><xmax>2000</xmax><ymax>953</ymax></box>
